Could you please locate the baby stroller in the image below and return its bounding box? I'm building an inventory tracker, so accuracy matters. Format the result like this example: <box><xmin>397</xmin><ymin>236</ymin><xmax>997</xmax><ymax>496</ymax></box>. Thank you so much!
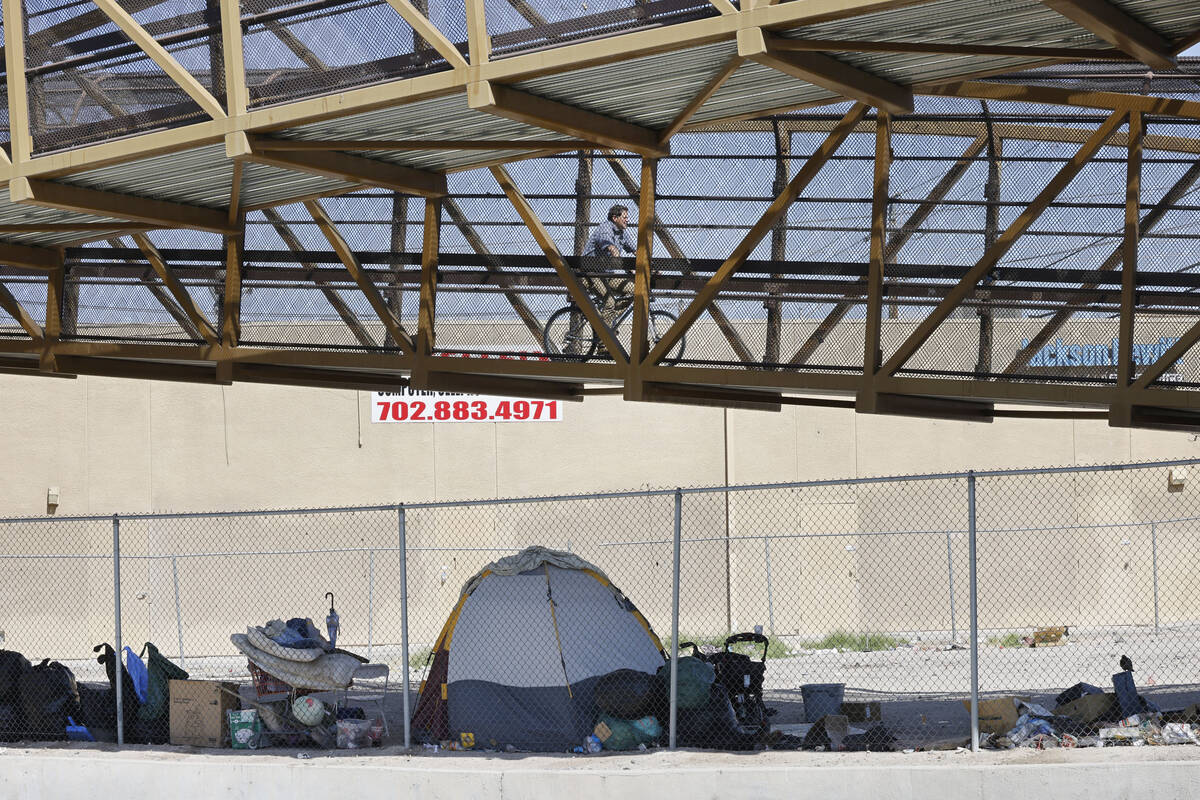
<box><xmin>702</xmin><ymin>633</ymin><xmax>776</xmax><ymax>736</ymax></box>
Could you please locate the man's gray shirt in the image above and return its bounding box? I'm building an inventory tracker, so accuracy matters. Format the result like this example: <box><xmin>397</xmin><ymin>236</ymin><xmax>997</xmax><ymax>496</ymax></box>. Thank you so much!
<box><xmin>583</xmin><ymin>220</ymin><xmax>636</xmax><ymax>257</ymax></box>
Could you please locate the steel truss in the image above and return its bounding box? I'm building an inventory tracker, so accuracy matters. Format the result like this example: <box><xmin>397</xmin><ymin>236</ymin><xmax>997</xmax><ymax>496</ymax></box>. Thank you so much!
<box><xmin>1</xmin><ymin>1</ymin><xmax>1200</xmax><ymax>428</ymax></box>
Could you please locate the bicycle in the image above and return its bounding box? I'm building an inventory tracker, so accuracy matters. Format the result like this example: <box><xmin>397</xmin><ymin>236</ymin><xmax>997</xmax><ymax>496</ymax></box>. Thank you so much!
<box><xmin>542</xmin><ymin>291</ymin><xmax>686</xmax><ymax>363</ymax></box>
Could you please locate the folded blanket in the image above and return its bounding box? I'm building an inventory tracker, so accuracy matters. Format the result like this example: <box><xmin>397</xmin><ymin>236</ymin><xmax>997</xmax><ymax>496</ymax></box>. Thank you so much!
<box><xmin>231</xmin><ymin>633</ymin><xmax>360</xmax><ymax>690</ymax></box>
<box><xmin>246</xmin><ymin>627</ymin><xmax>324</xmax><ymax>663</ymax></box>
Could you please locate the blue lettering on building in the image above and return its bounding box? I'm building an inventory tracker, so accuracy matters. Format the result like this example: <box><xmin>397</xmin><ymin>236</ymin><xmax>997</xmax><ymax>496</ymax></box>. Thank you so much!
<box><xmin>1023</xmin><ymin>337</ymin><xmax>1181</xmax><ymax>367</ymax></box>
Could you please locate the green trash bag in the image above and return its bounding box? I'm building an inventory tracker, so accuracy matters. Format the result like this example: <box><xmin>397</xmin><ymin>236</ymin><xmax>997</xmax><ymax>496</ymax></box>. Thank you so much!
<box><xmin>137</xmin><ymin>642</ymin><xmax>188</xmax><ymax>722</ymax></box>
<box><xmin>658</xmin><ymin>656</ymin><xmax>715</xmax><ymax>710</ymax></box>
<box><xmin>594</xmin><ymin>714</ymin><xmax>661</xmax><ymax>751</ymax></box>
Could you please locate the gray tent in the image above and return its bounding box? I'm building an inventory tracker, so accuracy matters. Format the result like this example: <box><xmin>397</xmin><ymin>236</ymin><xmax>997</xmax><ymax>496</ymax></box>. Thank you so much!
<box><xmin>412</xmin><ymin>547</ymin><xmax>665</xmax><ymax>750</ymax></box>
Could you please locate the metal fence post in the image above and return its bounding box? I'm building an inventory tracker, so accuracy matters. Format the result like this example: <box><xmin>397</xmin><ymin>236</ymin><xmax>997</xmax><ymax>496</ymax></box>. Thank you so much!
<box><xmin>946</xmin><ymin>532</ymin><xmax>957</xmax><ymax>643</ymax></box>
<box><xmin>669</xmin><ymin>488</ymin><xmax>682</xmax><ymax>750</ymax></box>
<box><xmin>764</xmin><ymin>537</ymin><xmax>776</xmax><ymax>636</ymax></box>
<box><xmin>112</xmin><ymin>514</ymin><xmax>124</xmax><ymax>747</ymax></box>
<box><xmin>399</xmin><ymin>504</ymin><xmax>411</xmax><ymax>749</ymax></box>
<box><xmin>1151</xmin><ymin>522</ymin><xmax>1159</xmax><ymax>634</ymax></box>
<box><xmin>171</xmin><ymin>555</ymin><xmax>185</xmax><ymax>668</ymax></box>
<box><xmin>367</xmin><ymin>549</ymin><xmax>375</xmax><ymax>660</ymax></box>
<box><xmin>967</xmin><ymin>472</ymin><xmax>979</xmax><ymax>753</ymax></box>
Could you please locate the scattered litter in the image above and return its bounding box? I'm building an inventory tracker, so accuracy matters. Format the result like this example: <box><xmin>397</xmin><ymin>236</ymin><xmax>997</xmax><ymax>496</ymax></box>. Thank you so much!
<box><xmin>987</xmin><ymin>657</ymin><xmax>1200</xmax><ymax>750</ymax></box>
<box><xmin>296</xmin><ymin>752</ymin><xmax>311</xmax><ymax>760</ymax></box>
<box><xmin>1031</xmin><ymin>627</ymin><xmax>1068</xmax><ymax>647</ymax></box>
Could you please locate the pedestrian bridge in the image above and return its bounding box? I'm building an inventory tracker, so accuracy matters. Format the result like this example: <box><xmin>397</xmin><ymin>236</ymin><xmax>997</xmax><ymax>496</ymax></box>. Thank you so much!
<box><xmin>2</xmin><ymin>0</ymin><xmax>1200</xmax><ymax>429</ymax></box>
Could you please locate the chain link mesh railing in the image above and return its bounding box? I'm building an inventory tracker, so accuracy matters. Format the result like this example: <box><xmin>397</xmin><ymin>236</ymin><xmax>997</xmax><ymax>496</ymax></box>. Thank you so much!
<box><xmin>3</xmin><ymin>458</ymin><xmax>1200</xmax><ymax>752</ymax></box>
<box><xmin>11</xmin><ymin>76</ymin><xmax>1191</xmax><ymax>393</ymax></box>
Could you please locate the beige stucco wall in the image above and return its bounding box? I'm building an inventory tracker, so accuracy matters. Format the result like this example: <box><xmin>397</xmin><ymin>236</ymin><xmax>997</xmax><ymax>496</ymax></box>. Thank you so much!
<box><xmin>2</xmin><ymin>359</ymin><xmax>1199</xmax><ymax>659</ymax></box>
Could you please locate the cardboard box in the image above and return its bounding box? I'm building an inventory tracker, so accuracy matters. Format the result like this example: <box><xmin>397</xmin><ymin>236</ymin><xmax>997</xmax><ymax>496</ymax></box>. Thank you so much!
<box><xmin>170</xmin><ymin>680</ymin><xmax>240</xmax><ymax>747</ymax></box>
<box><xmin>1054</xmin><ymin>692</ymin><xmax>1116</xmax><ymax>724</ymax></box>
<box><xmin>840</xmin><ymin>701</ymin><xmax>883</xmax><ymax>723</ymax></box>
<box><xmin>963</xmin><ymin>696</ymin><xmax>1029</xmax><ymax>736</ymax></box>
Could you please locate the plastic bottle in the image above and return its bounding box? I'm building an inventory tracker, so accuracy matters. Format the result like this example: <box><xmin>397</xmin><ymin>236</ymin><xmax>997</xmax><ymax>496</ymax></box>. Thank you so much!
<box><xmin>585</xmin><ymin>734</ymin><xmax>602</xmax><ymax>753</ymax></box>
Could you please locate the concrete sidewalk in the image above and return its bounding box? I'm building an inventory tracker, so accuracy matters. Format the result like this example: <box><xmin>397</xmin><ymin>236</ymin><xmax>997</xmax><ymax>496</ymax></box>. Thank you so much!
<box><xmin>3</xmin><ymin>744</ymin><xmax>1200</xmax><ymax>800</ymax></box>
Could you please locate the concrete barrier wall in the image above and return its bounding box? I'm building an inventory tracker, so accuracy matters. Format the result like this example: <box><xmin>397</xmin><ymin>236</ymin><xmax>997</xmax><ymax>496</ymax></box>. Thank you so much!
<box><xmin>3</xmin><ymin>748</ymin><xmax>1200</xmax><ymax>800</ymax></box>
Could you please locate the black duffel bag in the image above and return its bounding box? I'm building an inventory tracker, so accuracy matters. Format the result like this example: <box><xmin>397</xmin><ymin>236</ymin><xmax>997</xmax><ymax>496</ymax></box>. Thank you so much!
<box><xmin>0</xmin><ymin>650</ymin><xmax>31</xmax><ymax>705</ymax></box>
<box><xmin>673</xmin><ymin>684</ymin><xmax>762</xmax><ymax>751</ymax></box>
<box><xmin>594</xmin><ymin>669</ymin><xmax>658</xmax><ymax>720</ymax></box>
<box><xmin>0</xmin><ymin>701</ymin><xmax>23</xmax><ymax>742</ymax></box>
<box><xmin>17</xmin><ymin>659</ymin><xmax>80</xmax><ymax>740</ymax></box>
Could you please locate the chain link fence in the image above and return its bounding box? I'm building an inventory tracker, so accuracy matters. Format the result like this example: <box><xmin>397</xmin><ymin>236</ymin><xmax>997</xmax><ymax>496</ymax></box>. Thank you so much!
<box><xmin>2</xmin><ymin>458</ymin><xmax>1200</xmax><ymax>752</ymax></box>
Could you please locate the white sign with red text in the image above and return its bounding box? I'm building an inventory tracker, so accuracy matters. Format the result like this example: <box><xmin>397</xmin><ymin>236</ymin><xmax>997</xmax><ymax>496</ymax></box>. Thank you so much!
<box><xmin>370</xmin><ymin>388</ymin><xmax>562</xmax><ymax>423</ymax></box>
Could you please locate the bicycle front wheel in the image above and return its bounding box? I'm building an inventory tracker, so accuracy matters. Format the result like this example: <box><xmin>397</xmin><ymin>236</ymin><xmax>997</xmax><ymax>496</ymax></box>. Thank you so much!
<box><xmin>615</xmin><ymin>308</ymin><xmax>686</xmax><ymax>363</ymax></box>
<box><xmin>542</xmin><ymin>306</ymin><xmax>598</xmax><ymax>360</ymax></box>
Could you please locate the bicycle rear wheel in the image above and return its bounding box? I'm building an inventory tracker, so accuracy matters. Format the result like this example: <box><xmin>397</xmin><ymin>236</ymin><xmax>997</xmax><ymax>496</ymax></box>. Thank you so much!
<box><xmin>542</xmin><ymin>306</ymin><xmax>598</xmax><ymax>359</ymax></box>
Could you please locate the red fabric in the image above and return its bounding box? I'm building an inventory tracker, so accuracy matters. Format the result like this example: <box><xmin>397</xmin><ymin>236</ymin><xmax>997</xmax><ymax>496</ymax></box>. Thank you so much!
<box><xmin>411</xmin><ymin>648</ymin><xmax>450</xmax><ymax>741</ymax></box>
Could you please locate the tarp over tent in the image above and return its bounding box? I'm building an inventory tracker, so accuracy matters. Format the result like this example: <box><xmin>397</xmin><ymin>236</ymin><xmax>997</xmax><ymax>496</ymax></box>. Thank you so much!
<box><xmin>412</xmin><ymin>546</ymin><xmax>665</xmax><ymax>750</ymax></box>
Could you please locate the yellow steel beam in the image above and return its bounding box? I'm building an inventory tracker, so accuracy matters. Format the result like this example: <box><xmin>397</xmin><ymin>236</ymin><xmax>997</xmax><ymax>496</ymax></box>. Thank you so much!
<box><xmin>489</xmin><ymin>164</ymin><xmax>629</xmax><ymax>365</ymax></box>
<box><xmin>878</xmin><ymin>109</ymin><xmax>1128</xmax><ymax>378</ymax></box>
<box><xmin>231</xmin><ymin>133</ymin><xmax>447</xmax><ymax>197</ymax></box>
<box><xmin>0</xmin><ymin>282</ymin><xmax>45</xmax><ymax>343</ymax></box>
<box><xmin>305</xmin><ymin>199</ymin><xmax>416</xmax><ymax>353</ymax></box>
<box><xmin>42</xmin><ymin>264</ymin><xmax>65</xmax><ymax>372</ymax></box>
<box><xmin>222</xmin><ymin>230</ymin><xmax>242</xmax><ymax>348</ymax></box>
<box><xmin>104</xmin><ymin>236</ymin><xmax>209</xmax><ymax>341</ymax></box>
<box><xmin>1039</xmin><ymin>0</ymin><xmax>1175</xmax><ymax>70</ymax></box>
<box><xmin>626</xmin><ymin>157</ymin><xmax>656</xmax><ymax>399</ymax></box>
<box><xmin>0</xmin><ymin>242</ymin><xmax>64</xmax><ymax>271</ymax></box>
<box><xmin>465</xmin><ymin>0</ymin><xmax>490</xmax><ymax>64</ymax></box>
<box><xmin>220</xmin><ymin>0</ymin><xmax>249</xmax><ymax>116</ymax></box>
<box><xmin>132</xmin><ymin>233</ymin><xmax>220</xmax><ymax>344</ymax></box>
<box><xmin>1110</xmin><ymin>110</ymin><xmax>1143</xmax><ymax>426</ymax></box>
<box><xmin>791</xmin><ymin>134</ymin><xmax>988</xmax><ymax>367</ymax></box>
<box><xmin>602</xmin><ymin>155</ymin><xmax>756</xmax><ymax>362</ymax></box>
<box><xmin>3</xmin><ymin>0</ymin><xmax>30</xmax><ymax>165</ymax></box>
<box><xmin>89</xmin><ymin>0</ymin><xmax>228</xmax><ymax>119</ymax></box>
<box><xmin>857</xmin><ymin>111</ymin><xmax>891</xmax><ymax>411</ymax></box>
<box><xmin>739</xmin><ymin>29</ymin><xmax>914</xmax><ymax>115</ymax></box>
<box><xmin>383</xmin><ymin>0</ymin><xmax>469</xmax><ymax>69</ymax></box>
<box><xmin>442</xmin><ymin>197</ymin><xmax>544</xmax><ymax>340</ymax></box>
<box><xmin>469</xmin><ymin>81</ymin><xmax>669</xmax><ymax>158</ymax></box>
<box><xmin>925</xmin><ymin>81</ymin><xmax>1200</xmax><ymax>119</ymax></box>
<box><xmin>260</xmin><ymin>208</ymin><xmax>378</xmax><ymax>348</ymax></box>
<box><xmin>1117</xmin><ymin>110</ymin><xmax>1142</xmax><ymax>389</ymax></box>
<box><xmin>658</xmin><ymin>55</ymin><xmax>744</xmax><ymax>144</ymax></box>
<box><xmin>767</xmin><ymin>37</ymin><xmax>1128</xmax><ymax>60</ymax></box>
<box><xmin>643</xmin><ymin>103</ymin><xmax>870</xmax><ymax>366</ymax></box>
<box><xmin>1004</xmin><ymin>158</ymin><xmax>1200</xmax><ymax>375</ymax></box>
<box><xmin>10</xmin><ymin>177</ymin><xmax>236</xmax><ymax>234</ymax></box>
<box><xmin>250</xmin><ymin>139</ymin><xmax>586</xmax><ymax>151</ymax></box>
<box><xmin>413</xmin><ymin>197</ymin><xmax>440</xmax><ymax>383</ymax></box>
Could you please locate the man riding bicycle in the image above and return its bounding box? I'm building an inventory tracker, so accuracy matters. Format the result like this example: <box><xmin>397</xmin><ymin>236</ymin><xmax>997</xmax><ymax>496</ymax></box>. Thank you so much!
<box><xmin>580</xmin><ymin>204</ymin><xmax>636</xmax><ymax>328</ymax></box>
<box><xmin>543</xmin><ymin>203</ymin><xmax>686</xmax><ymax>361</ymax></box>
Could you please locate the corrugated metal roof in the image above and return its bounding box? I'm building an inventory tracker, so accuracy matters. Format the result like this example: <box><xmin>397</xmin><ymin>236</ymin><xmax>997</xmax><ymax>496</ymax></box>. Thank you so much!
<box><xmin>693</xmin><ymin>60</ymin><xmax>840</xmax><ymax>126</ymax></box>
<box><xmin>785</xmin><ymin>0</ymin><xmax>1096</xmax><ymax>50</ymax></box>
<box><xmin>1</xmin><ymin>229</ymin><xmax>132</xmax><ymax>247</ymax></box>
<box><xmin>512</xmin><ymin>40</ymin><xmax>739</xmax><ymax>129</ymax></box>
<box><xmin>278</xmin><ymin>93</ymin><xmax>570</xmax><ymax>172</ymax></box>
<box><xmin>1115</xmin><ymin>0</ymin><xmax>1200</xmax><ymax>38</ymax></box>
<box><xmin>0</xmin><ymin>196</ymin><xmax>128</xmax><ymax>247</ymax></box>
<box><xmin>61</xmin><ymin>145</ymin><xmax>232</xmax><ymax>208</ymax></box>
<box><xmin>238</xmin><ymin>162</ymin><xmax>359</xmax><ymax>209</ymax></box>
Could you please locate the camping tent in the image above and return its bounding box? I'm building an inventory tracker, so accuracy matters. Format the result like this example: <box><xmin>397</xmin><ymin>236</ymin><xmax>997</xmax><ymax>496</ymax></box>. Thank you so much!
<box><xmin>412</xmin><ymin>546</ymin><xmax>665</xmax><ymax>750</ymax></box>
